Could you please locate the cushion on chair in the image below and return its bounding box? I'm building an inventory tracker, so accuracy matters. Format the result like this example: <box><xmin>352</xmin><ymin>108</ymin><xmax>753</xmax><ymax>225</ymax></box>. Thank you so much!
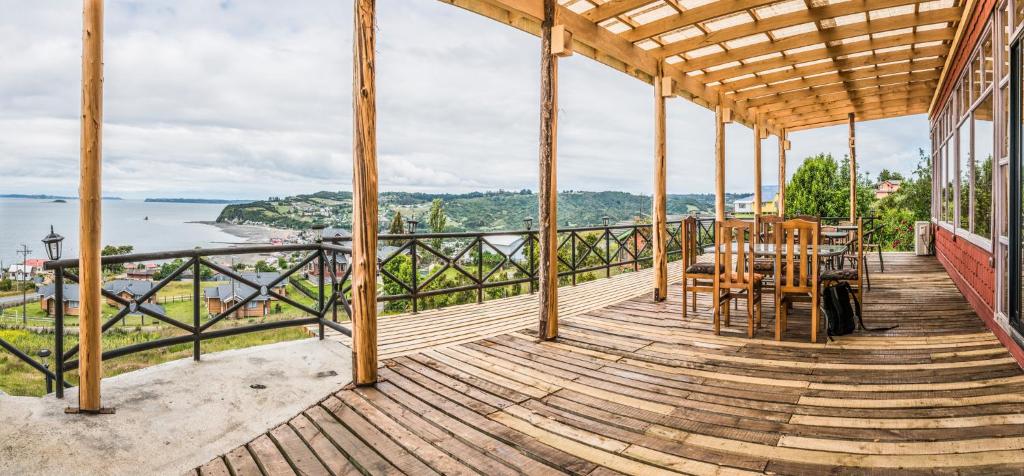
<box><xmin>686</xmin><ymin>262</ymin><xmax>723</xmax><ymax>275</ymax></box>
<box><xmin>821</xmin><ymin>268</ymin><xmax>858</xmax><ymax>281</ymax></box>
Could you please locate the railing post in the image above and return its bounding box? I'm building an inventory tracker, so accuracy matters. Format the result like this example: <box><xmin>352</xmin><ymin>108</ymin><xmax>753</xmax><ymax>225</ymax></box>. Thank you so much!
<box><xmin>477</xmin><ymin>238</ymin><xmax>484</xmax><ymax>304</ymax></box>
<box><xmin>192</xmin><ymin>258</ymin><xmax>200</xmax><ymax>361</ymax></box>
<box><xmin>410</xmin><ymin>237</ymin><xmax>419</xmax><ymax>314</ymax></box>
<box><xmin>54</xmin><ymin>267</ymin><xmax>64</xmax><ymax>399</ymax></box>
<box><xmin>528</xmin><ymin>231</ymin><xmax>536</xmax><ymax>294</ymax></box>
<box><xmin>318</xmin><ymin>249</ymin><xmax>326</xmax><ymax>339</ymax></box>
<box><xmin>571</xmin><ymin>232</ymin><xmax>577</xmax><ymax>285</ymax></box>
<box><xmin>633</xmin><ymin>227</ymin><xmax>639</xmax><ymax>271</ymax></box>
<box><xmin>331</xmin><ymin>251</ymin><xmax>339</xmax><ymax>323</ymax></box>
<box><xmin>605</xmin><ymin>228</ymin><xmax>611</xmax><ymax>278</ymax></box>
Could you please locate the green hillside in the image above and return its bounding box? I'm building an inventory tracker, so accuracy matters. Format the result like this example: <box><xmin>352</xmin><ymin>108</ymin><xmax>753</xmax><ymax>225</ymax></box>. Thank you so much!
<box><xmin>216</xmin><ymin>190</ymin><xmax>742</xmax><ymax>232</ymax></box>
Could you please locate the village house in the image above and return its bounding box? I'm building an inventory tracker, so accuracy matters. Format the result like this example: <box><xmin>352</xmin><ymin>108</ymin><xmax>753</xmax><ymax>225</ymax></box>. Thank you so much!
<box><xmin>732</xmin><ymin>185</ymin><xmax>780</xmax><ymax>217</ymax></box>
<box><xmin>37</xmin><ymin>284</ymin><xmax>80</xmax><ymax>317</ymax></box>
<box><xmin>875</xmin><ymin>179</ymin><xmax>902</xmax><ymax>199</ymax></box>
<box><xmin>202</xmin><ymin>271</ymin><xmax>286</xmax><ymax>318</ymax></box>
<box><xmin>37</xmin><ymin>282</ymin><xmax>163</xmax><ymax>317</ymax></box>
<box><xmin>102</xmin><ymin>280</ymin><xmax>157</xmax><ymax>306</ymax></box>
<box><xmin>126</xmin><ymin>263</ymin><xmax>159</xmax><ymax>280</ymax></box>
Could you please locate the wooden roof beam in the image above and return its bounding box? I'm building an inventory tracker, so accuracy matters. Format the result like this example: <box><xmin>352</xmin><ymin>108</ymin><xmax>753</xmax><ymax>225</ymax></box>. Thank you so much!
<box><xmin>770</xmin><ymin>94</ymin><xmax>935</xmax><ymax>123</ymax></box>
<box><xmin>450</xmin><ymin>0</ymin><xmax>777</xmax><ymax>134</ymax></box>
<box><xmin>766</xmin><ymin>88</ymin><xmax>937</xmax><ymax>120</ymax></box>
<box><xmin>729</xmin><ymin>58</ymin><xmax>944</xmax><ymax>101</ymax></box>
<box><xmin>700</xmin><ymin>28</ymin><xmax>952</xmax><ymax>84</ymax></box>
<box><xmin>651</xmin><ymin>0</ymin><xmax>921</xmax><ymax>58</ymax></box>
<box><xmin>784</xmin><ymin>102</ymin><xmax>930</xmax><ymax>129</ymax></box>
<box><xmin>720</xmin><ymin>45</ymin><xmax>946</xmax><ymax>92</ymax></box>
<box><xmin>743</xmin><ymin>73</ymin><xmax>939</xmax><ymax>107</ymax></box>
<box><xmin>676</xmin><ymin>7</ymin><xmax>961</xmax><ymax>72</ymax></box>
<box><xmin>620</xmin><ymin>0</ymin><xmax>778</xmax><ymax>42</ymax></box>
<box><xmin>760</xmin><ymin>82</ymin><xmax>937</xmax><ymax>116</ymax></box>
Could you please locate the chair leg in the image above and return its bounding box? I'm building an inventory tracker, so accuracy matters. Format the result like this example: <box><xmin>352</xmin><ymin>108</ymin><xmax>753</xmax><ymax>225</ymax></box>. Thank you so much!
<box><xmin>724</xmin><ymin>293</ymin><xmax>731</xmax><ymax>327</ymax></box>
<box><xmin>713</xmin><ymin>296</ymin><xmax>721</xmax><ymax>336</ymax></box>
<box><xmin>877</xmin><ymin>247</ymin><xmax>884</xmax><ymax>272</ymax></box>
<box><xmin>692</xmin><ymin>290</ymin><xmax>697</xmax><ymax>313</ymax></box>
<box><xmin>747</xmin><ymin>289</ymin><xmax>754</xmax><ymax>338</ymax></box>
<box><xmin>682</xmin><ymin>277</ymin><xmax>688</xmax><ymax>319</ymax></box>
<box><xmin>775</xmin><ymin>291</ymin><xmax>783</xmax><ymax>341</ymax></box>
<box><xmin>863</xmin><ymin>255</ymin><xmax>871</xmax><ymax>290</ymax></box>
<box><xmin>811</xmin><ymin>291</ymin><xmax>819</xmax><ymax>343</ymax></box>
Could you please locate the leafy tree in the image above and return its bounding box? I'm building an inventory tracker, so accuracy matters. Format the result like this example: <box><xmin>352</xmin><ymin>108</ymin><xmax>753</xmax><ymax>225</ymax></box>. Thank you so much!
<box><xmin>785</xmin><ymin>154</ymin><xmax>846</xmax><ymax>217</ymax></box>
<box><xmin>877</xmin><ymin>169</ymin><xmax>905</xmax><ymax>183</ymax></box>
<box><xmin>101</xmin><ymin>245</ymin><xmax>134</xmax><ymax>274</ymax></box>
<box><xmin>387</xmin><ymin>211</ymin><xmax>405</xmax><ymax>246</ymax></box>
<box><xmin>153</xmin><ymin>258</ymin><xmax>185</xmax><ymax>281</ymax></box>
<box><xmin>254</xmin><ymin>260</ymin><xmax>275</xmax><ymax>273</ymax></box>
<box><xmin>232</xmin><ymin>262</ymin><xmax>247</xmax><ymax>272</ymax></box>
<box><xmin>428</xmin><ymin>199</ymin><xmax>447</xmax><ymax>234</ymax></box>
<box><xmin>277</xmin><ymin>257</ymin><xmax>289</xmax><ymax>270</ymax></box>
<box><xmin>0</xmin><ymin>279</ymin><xmax>12</xmax><ymax>291</ymax></box>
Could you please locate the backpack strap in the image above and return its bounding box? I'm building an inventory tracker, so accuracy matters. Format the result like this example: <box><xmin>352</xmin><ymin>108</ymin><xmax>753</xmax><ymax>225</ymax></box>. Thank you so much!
<box><xmin>845</xmin><ymin>282</ymin><xmax>898</xmax><ymax>332</ymax></box>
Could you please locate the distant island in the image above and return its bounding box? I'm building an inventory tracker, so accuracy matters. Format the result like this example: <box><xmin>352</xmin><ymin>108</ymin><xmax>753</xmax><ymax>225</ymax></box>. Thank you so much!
<box><xmin>217</xmin><ymin>190</ymin><xmax>746</xmax><ymax>232</ymax></box>
<box><xmin>0</xmin><ymin>194</ymin><xmax>122</xmax><ymax>200</ymax></box>
<box><xmin>146</xmin><ymin>198</ymin><xmax>254</xmax><ymax>204</ymax></box>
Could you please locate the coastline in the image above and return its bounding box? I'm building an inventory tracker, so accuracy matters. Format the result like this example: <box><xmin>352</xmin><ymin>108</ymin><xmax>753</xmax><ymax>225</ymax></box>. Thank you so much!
<box><xmin>190</xmin><ymin>221</ymin><xmax>297</xmax><ymax>243</ymax></box>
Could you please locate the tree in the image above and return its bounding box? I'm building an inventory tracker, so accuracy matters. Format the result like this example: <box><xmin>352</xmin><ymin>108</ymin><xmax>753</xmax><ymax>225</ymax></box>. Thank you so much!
<box><xmin>254</xmin><ymin>260</ymin><xmax>275</xmax><ymax>273</ymax></box>
<box><xmin>428</xmin><ymin>199</ymin><xmax>447</xmax><ymax>234</ymax></box>
<box><xmin>101</xmin><ymin>245</ymin><xmax>134</xmax><ymax>274</ymax></box>
<box><xmin>785</xmin><ymin>154</ymin><xmax>846</xmax><ymax>217</ymax></box>
<box><xmin>387</xmin><ymin>211</ymin><xmax>405</xmax><ymax>246</ymax></box>
<box><xmin>877</xmin><ymin>169</ymin><xmax>905</xmax><ymax>183</ymax></box>
<box><xmin>153</xmin><ymin>258</ymin><xmax>185</xmax><ymax>281</ymax></box>
<box><xmin>277</xmin><ymin>257</ymin><xmax>289</xmax><ymax>270</ymax></box>
<box><xmin>232</xmin><ymin>262</ymin><xmax>247</xmax><ymax>272</ymax></box>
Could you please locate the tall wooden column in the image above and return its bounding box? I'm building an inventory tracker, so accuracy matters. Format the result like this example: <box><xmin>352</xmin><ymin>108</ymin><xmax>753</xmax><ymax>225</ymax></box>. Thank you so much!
<box><xmin>78</xmin><ymin>0</ymin><xmax>104</xmax><ymax>412</ymax></box>
<box><xmin>753</xmin><ymin>109</ymin><xmax>763</xmax><ymax>217</ymax></box>
<box><xmin>651</xmin><ymin>67</ymin><xmax>668</xmax><ymax>301</ymax></box>
<box><xmin>538</xmin><ymin>0</ymin><xmax>559</xmax><ymax>340</ymax></box>
<box><xmin>848</xmin><ymin>113</ymin><xmax>857</xmax><ymax>221</ymax></box>
<box><xmin>714</xmin><ymin>103</ymin><xmax>726</xmax><ymax>221</ymax></box>
<box><xmin>351</xmin><ymin>0</ymin><xmax>378</xmax><ymax>385</ymax></box>
<box><xmin>778</xmin><ymin>129</ymin><xmax>787</xmax><ymax>217</ymax></box>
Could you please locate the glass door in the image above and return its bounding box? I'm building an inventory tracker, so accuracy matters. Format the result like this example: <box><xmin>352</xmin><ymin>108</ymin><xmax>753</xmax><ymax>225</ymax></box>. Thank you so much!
<box><xmin>1011</xmin><ymin>27</ymin><xmax>1023</xmax><ymax>334</ymax></box>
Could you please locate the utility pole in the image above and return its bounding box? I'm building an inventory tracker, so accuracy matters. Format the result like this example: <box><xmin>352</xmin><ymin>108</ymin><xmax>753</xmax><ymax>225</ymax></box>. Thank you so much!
<box><xmin>16</xmin><ymin>244</ymin><xmax>31</xmax><ymax>325</ymax></box>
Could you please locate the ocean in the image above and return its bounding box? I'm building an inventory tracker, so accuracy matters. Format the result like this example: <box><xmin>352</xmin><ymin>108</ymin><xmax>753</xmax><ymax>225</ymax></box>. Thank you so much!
<box><xmin>0</xmin><ymin>198</ymin><xmax>243</xmax><ymax>266</ymax></box>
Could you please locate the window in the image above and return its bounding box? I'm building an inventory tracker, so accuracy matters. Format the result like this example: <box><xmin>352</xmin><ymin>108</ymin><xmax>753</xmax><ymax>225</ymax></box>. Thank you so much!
<box><xmin>974</xmin><ymin>95</ymin><xmax>995</xmax><ymax>238</ymax></box>
<box><xmin>946</xmin><ymin>140</ymin><xmax>955</xmax><ymax>223</ymax></box>
<box><xmin>247</xmin><ymin>301</ymin><xmax>259</xmax><ymax>309</ymax></box>
<box><xmin>69</xmin><ymin>300</ymin><xmax>79</xmax><ymax>308</ymax></box>
<box><xmin>959</xmin><ymin>120</ymin><xmax>972</xmax><ymax>230</ymax></box>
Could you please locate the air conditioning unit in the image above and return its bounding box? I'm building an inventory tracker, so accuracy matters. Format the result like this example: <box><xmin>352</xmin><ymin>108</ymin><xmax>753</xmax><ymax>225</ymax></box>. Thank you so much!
<box><xmin>915</xmin><ymin>221</ymin><xmax>933</xmax><ymax>256</ymax></box>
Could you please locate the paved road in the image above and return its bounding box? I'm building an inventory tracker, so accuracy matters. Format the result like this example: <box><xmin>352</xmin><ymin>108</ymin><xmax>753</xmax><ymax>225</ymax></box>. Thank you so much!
<box><xmin>0</xmin><ymin>293</ymin><xmax>39</xmax><ymax>307</ymax></box>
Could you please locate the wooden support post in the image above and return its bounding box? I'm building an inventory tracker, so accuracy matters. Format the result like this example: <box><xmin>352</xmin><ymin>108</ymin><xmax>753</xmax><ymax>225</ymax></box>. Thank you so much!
<box><xmin>753</xmin><ymin>109</ymin><xmax>762</xmax><ymax>217</ymax></box>
<box><xmin>848</xmin><ymin>113</ymin><xmax>857</xmax><ymax>221</ymax></box>
<box><xmin>651</xmin><ymin>64</ymin><xmax>668</xmax><ymax>302</ymax></box>
<box><xmin>77</xmin><ymin>0</ymin><xmax>104</xmax><ymax>413</ymax></box>
<box><xmin>714</xmin><ymin>100</ymin><xmax>726</xmax><ymax>221</ymax></box>
<box><xmin>538</xmin><ymin>0</ymin><xmax>559</xmax><ymax>341</ymax></box>
<box><xmin>778</xmin><ymin>129</ymin><xmax>787</xmax><ymax>217</ymax></box>
<box><xmin>351</xmin><ymin>0</ymin><xmax>378</xmax><ymax>386</ymax></box>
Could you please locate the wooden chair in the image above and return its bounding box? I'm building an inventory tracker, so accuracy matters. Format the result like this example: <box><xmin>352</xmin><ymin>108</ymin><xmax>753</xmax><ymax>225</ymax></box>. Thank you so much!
<box><xmin>863</xmin><ymin>225</ymin><xmax>884</xmax><ymax>273</ymax></box>
<box><xmin>794</xmin><ymin>214</ymin><xmax>821</xmax><ymax>223</ymax></box>
<box><xmin>681</xmin><ymin>216</ymin><xmax>717</xmax><ymax>319</ymax></box>
<box><xmin>824</xmin><ymin>217</ymin><xmax>864</xmax><ymax>302</ymax></box>
<box><xmin>712</xmin><ymin>220</ymin><xmax>764</xmax><ymax>337</ymax></box>
<box><xmin>755</xmin><ymin>215</ymin><xmax>783</xmax><ymax>276</ymax></box>
<box><xmin>774</xmin><ymin>219</ymin><xmax>821</xmax><ymax>342</ymax></box>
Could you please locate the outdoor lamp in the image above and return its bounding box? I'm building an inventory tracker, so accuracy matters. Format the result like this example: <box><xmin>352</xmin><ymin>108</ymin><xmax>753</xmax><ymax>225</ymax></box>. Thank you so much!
<box><xmin>523</xmin><ymin>217</ymin><xmax>533</xmax><ymax>230</ymax></box>
<box><xmin>603</xmin><ymin>216</ymin><xmax>610</xmax><ymax>227</ymax></box>
<box><xmin>311</xmin><ymin>223</ymin><xmax>326</xmax><ymax>242</ymax></box>
<box><xmin>42</xmin><ymin>226</ymin><xmax>64</xmax><ymax>261</ymax></box>
<box><xmin>405</xmin><ymin>218</ymin><xmax>419</xmax><ymax>234</ymax></box>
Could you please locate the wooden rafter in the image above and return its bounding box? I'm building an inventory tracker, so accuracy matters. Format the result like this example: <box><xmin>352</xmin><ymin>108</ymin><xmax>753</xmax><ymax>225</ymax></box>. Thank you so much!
<box><xmin>444</xmin><ymin>0</ymin><xmax>965</xmax><ymax>132</ymax></box>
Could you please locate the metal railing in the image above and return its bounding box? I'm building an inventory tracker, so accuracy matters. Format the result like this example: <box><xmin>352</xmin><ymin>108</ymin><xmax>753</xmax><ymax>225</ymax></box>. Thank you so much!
<box><xmin>326</xmin><ymin>218</ymin><xmax>716</xmax><ymax>314</ymax></box>
<box><xmin>29</xmin><ymin>243</ymin><xmax>353</xmax><ymax>399</ymax></box>
<box><xmin>1</xmin><ymin>218</ymin><xmax>719</xmax><ymax>398</ymax></box>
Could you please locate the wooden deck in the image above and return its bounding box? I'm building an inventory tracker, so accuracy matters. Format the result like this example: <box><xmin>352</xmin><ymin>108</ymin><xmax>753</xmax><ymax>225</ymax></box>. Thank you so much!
<box><xmin>195</xmin><ymin>254</ymin><xmax>1024</xmax><ymax>475</ymax></box>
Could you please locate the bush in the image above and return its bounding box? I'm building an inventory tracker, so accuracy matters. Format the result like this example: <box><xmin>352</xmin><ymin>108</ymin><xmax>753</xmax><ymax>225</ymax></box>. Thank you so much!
<box><xmin>877</xmin><ymin>208</ymin><xmax>915</xmax><ymax>251</ymax></box>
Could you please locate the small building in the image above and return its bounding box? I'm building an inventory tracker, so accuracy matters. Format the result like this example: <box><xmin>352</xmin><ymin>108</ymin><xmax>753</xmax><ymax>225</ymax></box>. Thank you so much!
<box><xmin>6</xmin><ymin>261</ymin><xmax>44</xmax><ymax>281</ymax></box>
<box><xmin>875</xmin><ymin>179</ymin><xmax>901</xmax><ymax>199</ymax></box>
<box><xmin>103</xmin><ymin>280</ymin><xmax>157</xmax><ymax>306</ymax></box>
<box><xmin>203</xmin><ymin>284</ymin><xmax>271</xmax><ymax>318</ymax></box>
<box><xmin>732</xmin><ymin>185</ymin><xmax>780</xmax><ymax>216</ymax></box>
<box><xmin>37</xmin><ymin>284</ymin><xmax>80</xmax><ymax>317</ymax></box>
<box><xmin>238</xmin><ymin>272</ymin><xmax>287</xmax><ymax>296</ymax></box>
<box><xmin>126</xmin><ymin>263</ymin><xmax>159</xmax><ymax>280</ymax></box>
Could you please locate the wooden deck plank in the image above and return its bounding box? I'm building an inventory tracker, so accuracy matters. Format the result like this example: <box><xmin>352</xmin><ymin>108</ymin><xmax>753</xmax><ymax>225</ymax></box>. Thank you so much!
<box><xmin>200</xmin><ymin>254</ymin><xmax>1024</xmax><ymax>474</ymax></box>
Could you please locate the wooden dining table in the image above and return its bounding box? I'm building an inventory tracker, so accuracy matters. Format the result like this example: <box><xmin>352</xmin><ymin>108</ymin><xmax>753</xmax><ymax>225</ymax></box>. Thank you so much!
<box><xmin>704</xmin><ymin>243</ymin><xmax>847</xmax><ymax>258</ymax></box>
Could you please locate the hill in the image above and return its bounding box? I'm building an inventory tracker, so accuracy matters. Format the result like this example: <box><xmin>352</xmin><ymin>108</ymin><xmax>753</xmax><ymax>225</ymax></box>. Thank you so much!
<box><xmin>216</xmin><ymin>190</ymin><xmax>742</xmax><ymax>232</ymax></box>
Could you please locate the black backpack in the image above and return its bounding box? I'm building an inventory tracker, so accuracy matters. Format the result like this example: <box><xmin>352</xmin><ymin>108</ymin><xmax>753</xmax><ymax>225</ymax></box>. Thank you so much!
<box><xmin>821</xmin><ymin>282</ymin><xmax>897</xmax><ymax>340</ymax></box>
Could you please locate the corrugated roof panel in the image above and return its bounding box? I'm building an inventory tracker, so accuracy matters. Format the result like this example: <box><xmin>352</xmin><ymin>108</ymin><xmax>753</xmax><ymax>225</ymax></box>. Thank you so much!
<box><xmin>870</xmin><ymin>4</ymin><xmax>916</xmax><ymax>20</ymax></box>
<box><xmin>632</xmin><ymin>3</ymin><xmax>678</xmax><ymax>25</ymax></box>
<box><xmin>684</xmin><ymin>44</ymin><xmax>725</xmax><ymax>59</ymax></box>
<box><xmin>772</xmin><ymin>22</ymin><xmax>817</xmax><ymax>40</ymax></box>
<box><xmin>725</xmin><ymin>33</ymin><xmax>771</xmax><ymax>49</ymax></box>
<box><xmin>754</xmin><ymin>0</ymin><xmax>806</xmax><ymax>20</ymax></box>
<box><xmin>703</xmin><ymin>12</ymin><xmax>754</xmax><ymax>32</ymax></box>
<box><xmin>660</xmin><ymin>26</ymin><xmax>704</xmax><ymax>43</ymax></box>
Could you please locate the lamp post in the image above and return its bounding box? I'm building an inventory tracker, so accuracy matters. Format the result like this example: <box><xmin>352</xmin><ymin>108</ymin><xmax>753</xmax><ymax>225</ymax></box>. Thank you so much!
<box><xmin>524</xmin><ymin>217</ymin><xmax>535</xmax><ymax>293</ymax></box>
<box><xmin>523</xmin><ymin>217</ymin><xmax>533</xmax><ymax>231</ymax></box>
<box><xmin>43</xmin><ymin>226</ymin><xmax>65</xmax><ymax>262</ymax></box>
<box><xmin>405</xmin><ymin>217</ymin><xmax>419</xmax><ymax>313</ymax></box>
<box><xmin>41</xmin><ymin>226</ymin><xmax>64</xmax><ymax>398</ymax></box>
<box><xmin>405</xmin><ymin>218</ymin><xmax>419</xmax><ymax>235</ymax></box>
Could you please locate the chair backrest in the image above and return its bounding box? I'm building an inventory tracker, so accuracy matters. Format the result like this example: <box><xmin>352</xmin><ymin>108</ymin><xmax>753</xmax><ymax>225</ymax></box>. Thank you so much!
<box><xmin>757</xmin><ymin>214</ymin><xmax>784</xmax><ymax>244</ymax></box>
<box><xmin>682</xmin><ymin>216</ymin><xmax>699</xmax><ymax>267</ymax></box>
<box><xmin>714</xmin><ymin>219</ymin><xmax>757</xmax><ymax>288</ymax></box>
<box><xmin>852</xmin><ymin>217</ymin><xmax>864</xmax><ymax>283</ymax></box>
<box><xmin>775</xmin><ymin>219</ymin><xmax>820</xmax><ymax>294</ymax></box>
<box><xmin>794</xmin><ymin>214</ymin><xmax>821</xmax><ymax>223</ymax></box>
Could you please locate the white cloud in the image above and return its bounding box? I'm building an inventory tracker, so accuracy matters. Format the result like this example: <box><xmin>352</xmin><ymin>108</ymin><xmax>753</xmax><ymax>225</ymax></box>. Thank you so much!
<box><xmin>0</xmin><ymin>1</ymin><xmax>931</xmax><ymax>199</ymax></box>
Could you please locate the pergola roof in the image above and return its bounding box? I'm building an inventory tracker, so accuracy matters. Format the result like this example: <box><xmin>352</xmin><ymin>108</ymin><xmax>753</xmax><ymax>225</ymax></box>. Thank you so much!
<box><xmin>448</xmin><ymin>0</ymin><xmax>967</xmax><ymax>133</ymax></box>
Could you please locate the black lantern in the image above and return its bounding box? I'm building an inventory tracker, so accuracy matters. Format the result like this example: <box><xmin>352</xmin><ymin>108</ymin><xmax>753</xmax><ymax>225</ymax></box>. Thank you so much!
<box><xmin>602</xmin><ymin>216</ymin><xmax>610</xmax><ymax>227</ymax></box>
<box><xmin>523</xmin><ymin>217</ymin><xmax>533</xmax><ymax>231</ymax></box>
<box><xmin>405</xmin><ymin>218</ymin><xmax>419</xmax><ymax>234</ymax></box>
<box><xmin>311</xmin><ymin>223</ymin><xmax>326</xmax><ymax>242</ymax></box>
<box><xmin>42</xmin><ymin>226</ymin><xmax>64</xmax><ymax>261</ymax></box>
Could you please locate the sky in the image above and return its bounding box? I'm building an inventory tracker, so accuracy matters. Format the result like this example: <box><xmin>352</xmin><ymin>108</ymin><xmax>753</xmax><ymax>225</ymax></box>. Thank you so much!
<box><xmin>0</xmin><ymin>1</ymin><xmax>932</xmax><ymax>200</ymax></box>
